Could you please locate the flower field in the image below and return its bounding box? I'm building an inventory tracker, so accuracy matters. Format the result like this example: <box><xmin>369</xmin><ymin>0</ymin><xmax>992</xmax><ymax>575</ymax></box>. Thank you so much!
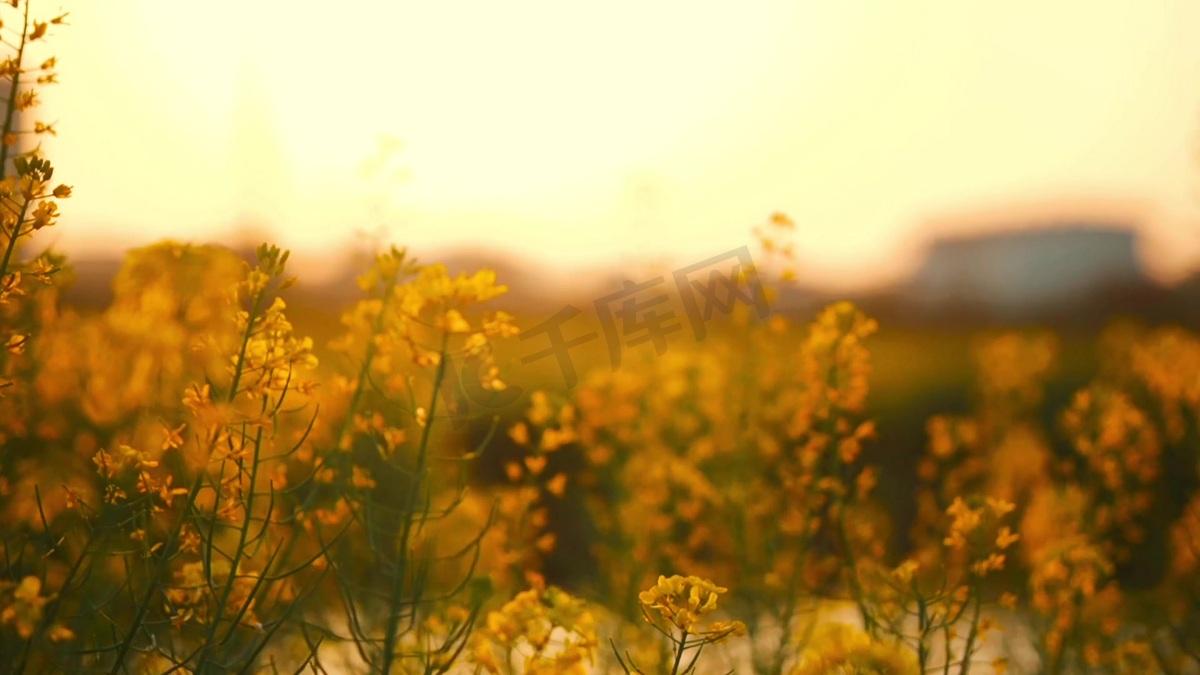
<box><xmin>2</xmin><ymin>4</ymin><xmax>1200</xmax><ymax>673</ymax></box>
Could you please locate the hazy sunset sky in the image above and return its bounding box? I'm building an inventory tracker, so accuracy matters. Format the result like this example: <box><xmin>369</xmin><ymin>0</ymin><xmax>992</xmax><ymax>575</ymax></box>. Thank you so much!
<box><xmin>36</xmin><ymin>1</ymin><xmax>1200</xmax><ymax>289</ymax></box>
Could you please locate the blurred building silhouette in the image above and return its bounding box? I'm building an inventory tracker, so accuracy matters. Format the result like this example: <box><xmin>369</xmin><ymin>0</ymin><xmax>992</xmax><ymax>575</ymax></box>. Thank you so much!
<box><xmin>909</xmin><ymin>226</ymin><xmax>1144</xmax><ymax>317</ymax></box>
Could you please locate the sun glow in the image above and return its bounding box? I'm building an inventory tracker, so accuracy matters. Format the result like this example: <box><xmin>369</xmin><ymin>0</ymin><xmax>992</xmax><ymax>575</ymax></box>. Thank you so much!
<box><xmin>38</xmin><ymin>1</ymin><xmax>1200</xmax><ymax>288</ymax></box>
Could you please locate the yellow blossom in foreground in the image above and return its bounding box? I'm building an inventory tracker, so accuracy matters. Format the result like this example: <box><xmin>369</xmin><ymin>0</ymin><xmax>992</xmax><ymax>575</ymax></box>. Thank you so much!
<box><xmin>638</xmin><ymin>574</ymin><xmax>744</xmax><ymax>638</ymax></box>
<box><xmin>0</xmin><ymin>576</ymin><xmax>48</xmax><ymax>639</ymax></box>
<box><xmin>790</xmin><ymin>623</ymin><xmax>919</xmax><ymax>675</ymax></box>
<box><xmin>473</xmin><ymin>586</ymin><xmax>597</xmax><ymax>674</ymax></box>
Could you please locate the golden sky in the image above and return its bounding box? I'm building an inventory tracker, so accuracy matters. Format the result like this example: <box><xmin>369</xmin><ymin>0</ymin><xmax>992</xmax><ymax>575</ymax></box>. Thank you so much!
<box><xmin>37</xmin><ymin>1</ymin><xmax>1200</xmax><ymax>289</ymax></box>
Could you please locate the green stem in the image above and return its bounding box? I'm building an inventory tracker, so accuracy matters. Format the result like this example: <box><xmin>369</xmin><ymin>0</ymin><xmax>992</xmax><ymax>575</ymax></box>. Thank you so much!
<box><xmin>0</xmin><ymin>195</ymin><xmax>27</xmax><ymax>280</ymax></box>
<box><xmin>915</xmin><ymin>583</ymin><xmax>929</xmax><ymax>670</ymax></box>
<box><xmin>15</xmin><ymin>529</ymin><xmax>96</xmax><ymax>675</ymax></box>
<box><xmin>108</xmin><ymin>475</ymin><xmax>204</xmax><ymax>675</ymax></box>
<box><xmin>670</xmin><ymin>630</ymin><xmax>689</xmax><ymax>675</ymax></box>
<box><xmin>766</xmin><ymin>533</ymin><xmax>809</xmax><ymax>675</ymax></box>
<box><xmin>0</xmin><ymin>2</ymin><xmax>28</xmax><ymax>178</ymax></box>
<box><xmin>265</xmin><ymin>267</ymin><xmax>400</xmax><ymax>604</ymax></box>
<box><xmin>0</xmin><ymin>2</ymin><xmax>32</xmax><ymax>280</ymax></box>
<box><xmin>110</xmin><ymin>278</ymin><xmax>268</xmax><ymax>673</ymax></box>
<box><xmin>338</xmin><ymin>274</ymin><xmax>398</xmax><ymax>445</ymax></box>
<box><xmin>227</xmin><ymin>286</ymin><xmax>269</xmax><ymax>402</ymax></box>
<box><xmin>959</xmin><ymin>588</ymin><xmax>982</xmax><ymax>675</ymax></box>
<box><xmin>195</xmin><ymin>424</ymin><xmax>265</xmax><ymax>671</ymax></box>
<box><xmin>942</xmin><ymin>624</ymin><xmax>953</xmax><ymax>675</ymax></box>
<box><xmin>835</xmin><ymin>503</ymin><xmax>874</xmax><ymax>635</ymax></box>
<box><xmin>381</xmin><ymin>330</ymin><xmax>450</xmax><ymax>673</ymax></box>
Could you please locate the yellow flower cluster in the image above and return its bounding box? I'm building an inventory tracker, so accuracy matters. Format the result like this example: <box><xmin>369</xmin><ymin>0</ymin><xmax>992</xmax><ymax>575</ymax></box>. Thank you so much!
<box><xmin>753</xmin><ymin>211</ymin><xmax>799</xmax><ymax>284</ymax></box>
<box><xmin>565</xmin><ymin>348</ymin><xmax>739</xmax><ymax>613</ymax></box>
<box><xmin>1</xmin><ymin>577</ymin><xmax>45</xmax><ymax>639</ymax></box>
<box><xmin>942</xmin><ymin>496</ymin><xmax>1019</xmax><ymax>578</ymax></box>
<box><xmin>164</xmin><ymin>559</ymin><xmax>262</xmax><ymax>630</ymax></box>
<box><xmin>1170</xmin><ymin>494</ymin><xmax>1200</xmax><ymax>578</ymax></box>
<box><xmin>0</xmin><ymin>575</ymin><xmax>74</xmax><ymax>643</ymax></box>
<box><xmin>75</xmin><ymin>243</ymin><xmax>244</xmax><ymax>426</ymax></box>
<box><xmin>1129</xmin><ymin>327</ymin><xmax>1200</xmax><ymax>441</ymax></box>
<box><xmin>914</xmin><ymin>332</ymin><xmax>1057</xmax><ymax>555</ymax></box>
<box><xmin>472</xmin><ymin>585</ymin><xmax>598</xmax><ymax>675</ymax></box>
<box><xmin>14</xmin><ymin>15</ymin><xmax>1200</xmax><ymax>668</ymax></box>
<box><xmin>790</xmin><ymin>623</ymin><xmax>918</xmax><ymax>675</ymax></box>
<box><xmin>231</xmin><ymin>295</ymin><xmax>318</xmax><ymax>400</ymax></box>
<box><xmin>973</xmin><ymin>331</ymin><xmax>1058</xmax><ymax>417</ymax></box>
<box><xmin>1060</xmin><ymin>385</ymin><xmax>1160</xmax><ymax>560</ymax></box>
<box><xmin>1028</xmin><ymin>536</ymin><xmax>1124</xmax><ymax>666</ymax></box>
<box><xmin>491</xmin><ymin>392</ymin><xmax>578</xmax><ymax>587</ymax></box>
<box><xmin>637</xmin><ymin>575</ymin><xmax>745</xmax><ymax>640</ymax></box>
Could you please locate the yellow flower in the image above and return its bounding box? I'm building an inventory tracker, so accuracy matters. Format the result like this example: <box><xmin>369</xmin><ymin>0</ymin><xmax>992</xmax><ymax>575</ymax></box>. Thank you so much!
<box><xmin>527</xmin><ymin>391</ymin><xmax>555</xmax><ymax>426</ymax></box>
<box><xmin>891</xmin><ymin>559</ymin><xmax>919</xmax><ymax>584</ymax></box>
<box><xmin>545</xmin><ymin>473</ymin><xmax>568</xmax><ymax>497</ymax></box>
<box><xmin>30</xmin><ymin>199</ymin><xmax>58</xmax><ymax>229</ymax></box>
<box><xmin>483</xmin><ymin>310</ymin><xmax>520</xmax><ymax>338</ymax></box>
<box><xmin>46</xmin><ymin>623</ymin><xmax>74</xmax><ymax>642</ymax></box>
<box><xmin>638</xmin><ymin>575</ymin><xmax>730</xmax><ymax>634</ymax></box>
<box><xmin>161</xmin><ymin>422</ymin><xmax>186</xmax><ymax>450</ymax></box>
<box><xmin>472</xmin><ymin>635</ymin><xmax>501</xmax><ymax>674</ymax></box>
<box><xmin>473</xmin><ymin>586</ymin><xmax>597</xmax><ymax>673</ymax></box>
<box><xmin>770</xmin><ymin>211</ymin><xmax>796</xmax><ymax>228</ymax></box>
<box><xmin>4</xmin><ymin>333</ymin><xmax>26</xmax><ymax>355</ymax></box>
<box><xmin>856</xmin><ymin>466</ymin><xmax>878</xmax><ymax>500</ymax></box>
<box><xmin>508</xmin><ymin>422</ymin><xmax>530</xmax><ymax>446</ymax></box>
<box><xmin>971</xmin><ymin>552</ymin><xmax>1006</xmax><ymax>577</ymax></box>
<box><xmin>504</xmin><ymin>462</ymin><xmax>522</xmax><ymax>482</ymax></box>
<box><xmin>995</xmin><ymin>526</ymin><xmax>1020</xmax><ymax>550</ymax></box>
<box><xmin>986</xmin><ymin>497</ymin><xmax>1016</xmax><ymax>517</ymax></box>
<box><xmin>706</xmin><ymin>620</ymin><xmax>748</xmax><ymax>639</ymax></box>
<box><xmin>790</xmin><ymin>623</ymin><xmax>919</xmax><ymax>675</ymax></box>
<box><xmin>182</xmin><ymin>383</ymin><xmax>212</xmax><ymax>413</ymax></box>
<box><xmin>15</xmin><ymin>89</ymin><xmax>39</xmax><ymax>111</ymax></box>
<box><xmin>437</xmin><ymin>308</ymin><xmax>471</xmax><ymax>333</ymax></box>
<box><xmin>524</xmin><ymin>455</ymin><xmax>547</xmax><ymax>475</ymax></box>
<box><xmin>0</xmin><ymin>576</ymin><xmax>48</xmax><ymax>639</ymax></box>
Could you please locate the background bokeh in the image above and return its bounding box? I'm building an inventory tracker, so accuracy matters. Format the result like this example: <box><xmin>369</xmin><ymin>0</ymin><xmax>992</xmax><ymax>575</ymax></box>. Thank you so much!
<box><xmin>38</xmin><ymin>0</ymin><xmax>1200</xmax><ymax>295</ymax></box>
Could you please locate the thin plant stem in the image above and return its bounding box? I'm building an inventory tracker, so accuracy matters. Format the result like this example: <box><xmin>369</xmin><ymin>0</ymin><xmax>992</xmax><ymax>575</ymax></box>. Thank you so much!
<box><xmin>381</xmin><ymin>329</ymin><xmax>450</xmax><ymax>673</ymax></box>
